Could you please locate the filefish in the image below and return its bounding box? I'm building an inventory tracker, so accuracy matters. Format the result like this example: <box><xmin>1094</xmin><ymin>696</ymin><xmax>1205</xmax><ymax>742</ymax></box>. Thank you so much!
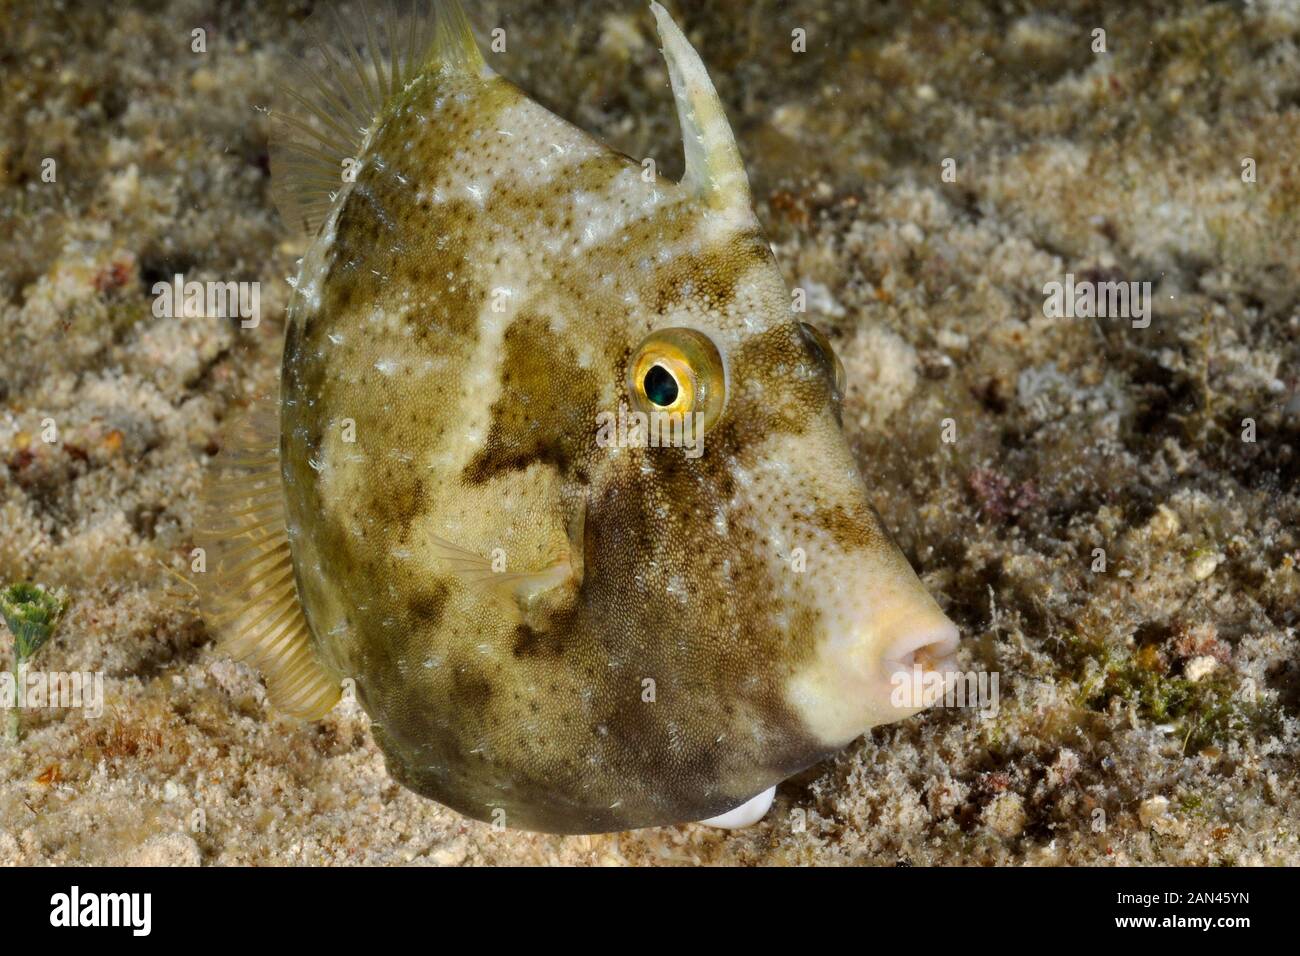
<box><xmin>199</xmin><ymin>0</ymin><xmax>960</xmax><ymax>834</ymax></box>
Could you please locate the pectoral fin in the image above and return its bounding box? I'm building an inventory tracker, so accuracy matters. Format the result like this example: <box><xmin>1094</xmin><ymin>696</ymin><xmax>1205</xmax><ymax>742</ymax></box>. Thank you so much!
<box><xmin>431</xmin><ymin>495</ymin><xmax>586</xmax><ymax>614</ymax></box>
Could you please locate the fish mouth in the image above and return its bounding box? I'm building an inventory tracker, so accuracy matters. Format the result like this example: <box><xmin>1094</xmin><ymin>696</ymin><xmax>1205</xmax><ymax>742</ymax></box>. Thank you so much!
<box><xmin>877</xmin><ymin>622</ymin><xmax>962</xmax><ymax>716</ymax></box>
<box><xmin>881</xmin><ymin>624</ymin><xmax>961</xmax><ymax>678</ymax></box>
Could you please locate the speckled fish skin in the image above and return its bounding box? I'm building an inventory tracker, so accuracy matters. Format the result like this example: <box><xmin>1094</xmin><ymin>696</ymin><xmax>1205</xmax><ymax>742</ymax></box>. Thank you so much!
<box><xmin>277</xmin><ymin>2</ymin><xmax>958</xmax><ymax>833</ymax></box>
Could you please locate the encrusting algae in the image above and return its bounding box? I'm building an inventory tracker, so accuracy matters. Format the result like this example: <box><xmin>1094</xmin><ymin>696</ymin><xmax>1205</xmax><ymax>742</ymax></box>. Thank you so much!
<box><xmin>198</xmin><ymin>0</ymin><xmax>961</xmax><ymax>834</ymax></box>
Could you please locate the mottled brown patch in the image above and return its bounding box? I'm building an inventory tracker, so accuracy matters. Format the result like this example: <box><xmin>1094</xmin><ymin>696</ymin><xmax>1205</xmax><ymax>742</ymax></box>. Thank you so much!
<box><xmin>408</xmin><ymin>582</ymin><xmax>449</xmax><ymax>626</ymax></box>
<box><xmin>812</xmin><ymin>502</ymin><xmax>876</xmax><ymax>552</ymax></box>
<box><xmin>462</xmin><ymin>311</ymin><xmax>602</xmax><ymax>484</ymax></box>
<box><xmin>651</xmin><ymin>228</ymin><xmax>773</xmax><ymax>314</ymax></box>
<box><xmin>365</xmin><ymin>471</ymin><xmax>428</xmax><ymax>543</ymax></box>
<box><xmin>724</xmin><ymin>322</ymin><xmax>833</xmax><ymax>440</ymax></box>
<box><xmin>449</xmin><ymin>661</ymin><xmax>496</xmax><ymax>714</ymax></box>
<box><xmin>512</xmin><ymin>621</ymin><xmax>561</xmax><ymax>658</ymax></box>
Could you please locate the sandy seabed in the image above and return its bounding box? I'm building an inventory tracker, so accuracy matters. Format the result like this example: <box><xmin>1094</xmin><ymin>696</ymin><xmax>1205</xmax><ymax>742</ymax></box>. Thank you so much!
<box><xmin>0</xmin><ymin>0</ymin><xmax>1297</xmax><ymax>864</ymax></box>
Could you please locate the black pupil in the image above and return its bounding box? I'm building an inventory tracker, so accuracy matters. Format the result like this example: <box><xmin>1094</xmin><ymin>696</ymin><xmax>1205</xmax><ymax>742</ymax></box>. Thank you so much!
<box><xmin>643</xmin><ymin>365</ymin><xmax>679</xmax><ymax>407</ymax></box>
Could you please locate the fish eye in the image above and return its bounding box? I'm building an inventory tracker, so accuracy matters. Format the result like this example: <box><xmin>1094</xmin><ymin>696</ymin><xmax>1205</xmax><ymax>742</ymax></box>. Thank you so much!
<box><xmin>643</xmin><ymin>364</ymin><xmax>680</xmax><ymax>407</ymax></box>
<box><xmin>798</xmin><ymin>322</ymin><xmax>847</xmax><ymax>404</ymax></box>
<box><xmin>628</xmin><ymin>327</ymin><xmax>727</xmax><ymax>432</ymax></box>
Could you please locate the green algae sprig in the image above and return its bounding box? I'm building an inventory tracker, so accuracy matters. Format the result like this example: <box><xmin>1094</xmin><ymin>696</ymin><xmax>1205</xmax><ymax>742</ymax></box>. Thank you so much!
<box><xmin>1</xmin><ymin>582</ymin><xmax>67</xmax><ymax>741</ymax></box>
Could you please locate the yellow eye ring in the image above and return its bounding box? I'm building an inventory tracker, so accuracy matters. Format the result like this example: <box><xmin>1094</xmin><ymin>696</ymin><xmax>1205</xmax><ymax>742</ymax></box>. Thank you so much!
<box><xmin>628</xmin><ymin>328</ymin><xmax>727</xmax><ymax>433</ymax></box>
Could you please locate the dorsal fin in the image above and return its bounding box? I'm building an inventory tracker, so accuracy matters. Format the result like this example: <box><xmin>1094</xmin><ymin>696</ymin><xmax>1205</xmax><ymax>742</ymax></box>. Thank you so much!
<box><xmin>269</xmin><ymin>0</ymin><xmax>486</xmax><ymax>237</ymax></box>
<box><xmin>197</xmin><ymin>403</ymin><xmax>340</xmax><ymax>719</ymax></box>
<box><xmin>650</xmin><ymin>2</ymin><xmax>752</xmax><ymax>214</ymax></box>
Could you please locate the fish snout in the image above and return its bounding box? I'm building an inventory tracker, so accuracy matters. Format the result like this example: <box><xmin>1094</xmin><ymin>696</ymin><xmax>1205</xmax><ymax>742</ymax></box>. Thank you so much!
<box><xmin>874</xmin><ymin>614</ymin><xmax>961</xmax><ymax>721</ymax></box>
<box><xmin>787</xmin><ymin>559</ymin><xmax>963</xmax><ymax>746</ymax></box>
